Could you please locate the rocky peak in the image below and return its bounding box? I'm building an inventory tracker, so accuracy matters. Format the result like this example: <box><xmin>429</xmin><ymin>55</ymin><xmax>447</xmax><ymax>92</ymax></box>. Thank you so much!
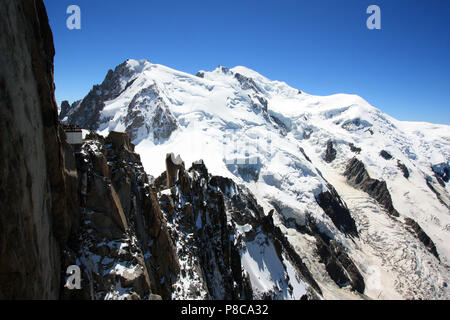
<box><xmin>59</xmin><ymin>100</ymin><xmax>71</xmax><ymax>118</ymax></box>
<box><xmin>157</xmin><ymin>155</ymin><xmax>322</xmax><ymax>300</ymax></box>
<box><xmin>324</xmin><ymin>140</ymin><xmax>337</xmax><ymax>163</ymax></box>
<box><xmin>106</xmin><ymin>131</ymin><xmax>136</xmax><ymax>153</ymax></box>
<box><xmin>60</xmin><ymin>59</ymin><xmax>178</xmax><ymax>144</ymax></box>
<box><xmin>59</xmin><ymin>59</ymin><xmax>150</xmax><ymax>130</ymax></box>
<box><xmin>62</xmin><ymin>131</ymin><xmax>179</xmax><ymax>299</ymax></box>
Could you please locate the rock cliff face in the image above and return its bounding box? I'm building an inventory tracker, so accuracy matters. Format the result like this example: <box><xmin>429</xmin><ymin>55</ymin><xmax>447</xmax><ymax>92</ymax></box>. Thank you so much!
<box><xmin>316</xmin><ymin>187</ymin><xmax>358</xmax><ymax>238</ymax></box>
<box><xmin>61</xmin><ymin>132</ymin><xmax>179</xmax><ymax>300</ymax></box>
<box><xmin>324</xmin><ymin>140</ymin><xmax>337</xmax><ymax>163</ymax></box>
<box><xmin>404</xmin><ymin>218</ymin><xmax>440</xmax><ymax>261</ymax></box>
<box><xmin>344</xmin><ymin>158</ymin><xmax>400</xmax><ymax>217</ymax></box>
<box><xmin>0</xmin><ymin>0</ymin><xmax>78</xmax><ymax>299</ymax></box>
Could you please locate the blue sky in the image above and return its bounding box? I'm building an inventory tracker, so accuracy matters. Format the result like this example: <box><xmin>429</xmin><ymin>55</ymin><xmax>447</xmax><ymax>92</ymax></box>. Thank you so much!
<box><xmin>44</xmin><ymin>0</ymin><xmax>450</xmax><ymax>124</ymax></box>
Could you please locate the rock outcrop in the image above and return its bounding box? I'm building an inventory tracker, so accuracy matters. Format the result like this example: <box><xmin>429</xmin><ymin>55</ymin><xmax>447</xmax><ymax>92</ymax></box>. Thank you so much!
<box><xmin>397</xmin><ymin>160</ymin><xmax>410</xmax><ymax>179</ymax></box>
<box><xmin>404</xmin><ymin>218</ymin><xmax>440</xmax><ymax>261</ymax></box>
<box><xmin>316</xmin><ymin>187</ymin><xmax>358</xmax><ymax>237</ymax></box>
<box><xmin>123</xmin><ymin>84</ymin><xmax>178</xmax><ymax>143</ymax></box>
<box><xmin>324</xmin><ymin>140</ymin><xmax>337</xmax><ymax>163</ymax></box>
<box><xmin>315</xmin><ymin>234</ymin><xmax>365</xmax><ymax>294</ymax></box>
<box><xmin>432</xmin><ymin>163</ymin><xmax>449</xmax><ymax>186</ymax></box>
<box><xmin>425</xmin><ymin>176</ymin><xmax>450</xmax><ymax>209</ymax></box>
<box><xmin>158</xmin><ymin>159</ymin><xmax>322</xmax><ymax>299</ymax></box>
<box><xmin>59</xmin><ymin>100</ymin><xmax>71</xmax><ymax>120</ymax></box>
<box><xmin>349</xmin><ymin>143</ymin><xmax>362</xmax><ymax>154</ymax></box>
<box><xmin>62</xmin><ymin>132</ymin><xmax>179</xmax><ymax>300</ymax></box>
<box><xmin>276</xmin><ymin>214</ymin><xmax>365</xmax><ymax>295</ymax></box>
<box><xmin>165</xmin><ymin>153</ymin><xmax>185</xmax><ymax>187</ymax></box>
<box><xmin>344</xmin><ymin>158</ymin><xmax>400</xmax><ymax>217</ymax></box>
<box><xmin>379</xmin><ymin>150</ymin><xmax>393</xmax><ymax>160</ymax></box>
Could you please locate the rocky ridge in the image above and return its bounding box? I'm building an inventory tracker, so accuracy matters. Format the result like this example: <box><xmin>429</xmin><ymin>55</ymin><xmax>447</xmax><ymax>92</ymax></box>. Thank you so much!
<box><xmin>61</xmin><ymin>131</ymin><xmax>179</xmax><ymax>299</ymax></box>
<box><xmin>156</xmin><ymin>159</ymin><xmax>324</xmax><ymax>299</ymax></box>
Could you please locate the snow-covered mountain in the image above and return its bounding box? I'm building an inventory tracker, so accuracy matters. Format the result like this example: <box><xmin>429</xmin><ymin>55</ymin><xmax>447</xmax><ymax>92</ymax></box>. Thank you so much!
<box><xmin>61</xmin><ymin>59</ymin><xmax>450</xmax><ymax>300</ymax></box>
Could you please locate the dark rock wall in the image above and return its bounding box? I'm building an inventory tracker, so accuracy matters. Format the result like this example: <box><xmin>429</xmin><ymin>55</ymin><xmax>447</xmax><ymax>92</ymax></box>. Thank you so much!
<box><xmin>425</xmin><ymin>176</ymin><xmax>450</xmax><ymax>209</ymax></box>
<box><xmin>324</xmin><ymin>140</ymin><xmax>337</xmax><ymax>163</ymax></box>
<box><xmin>344</xmin><ymin>158</ymin><xmax>400</xmax><ymax>217</ymax></box>
<box><xmin>349</xmin><ymin>143</ymin><xmax>361</xmax><ymax>154</ymax></box>
<box><xmin>379</xmin><ymin>150</ymin><xmax>393</xmax><ymax>160</ymax></box>
<box><xmin>432</xmin><ymin>163</ymin><xmax>449</xmax><ymax>185</ymax></box>
<box><xmin>404</xmin><ymin>218</ymin><xmax>440</xmax><ymax>261</ymax></box>
<box><xmin>316</xmin><ymin>186</ymin><xmax>358</xmax><ymax>238</ymax></box>
<box><xmin>0</xmin><ymin>0</ymin><xmax>78</xmax><ymax>299</ymax></box>
<box><xmin>315</xmin><ymin>235</ymin><xmax>365</xmax><ymax>294</ymax></box>
<box><xmin>397</xmin><ymin>160</ymin><xmax>410</xmax><ymax>179</ymax></box>
<box><xmin>289</xmin><ymin>215</ymin><xmax>365</xmax><ymax>294</ymax></box>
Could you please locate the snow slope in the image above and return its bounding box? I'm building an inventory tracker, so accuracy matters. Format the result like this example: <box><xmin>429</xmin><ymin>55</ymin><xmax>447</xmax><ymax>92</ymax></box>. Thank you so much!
<box><xmin>62</xmin><ymin>59</ymin><xmax>450</xmax><ymax>299</ymax></box>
